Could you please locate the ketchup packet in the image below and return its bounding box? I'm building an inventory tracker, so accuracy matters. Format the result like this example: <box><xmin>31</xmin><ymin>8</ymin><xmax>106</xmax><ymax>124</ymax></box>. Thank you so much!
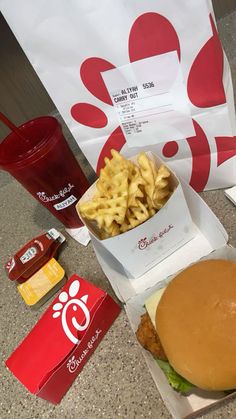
<box><xmin>6</xmin><ymin>229</ymin><xmax>65</xmax><ymax>283</ymax></box>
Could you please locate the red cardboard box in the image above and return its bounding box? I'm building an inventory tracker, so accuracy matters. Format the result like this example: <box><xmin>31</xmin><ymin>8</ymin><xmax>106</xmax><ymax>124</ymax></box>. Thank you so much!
<box><xmin>6</xmin><ymin>274</ymin><xmax>121</xmax><ymax>404</ymax></box>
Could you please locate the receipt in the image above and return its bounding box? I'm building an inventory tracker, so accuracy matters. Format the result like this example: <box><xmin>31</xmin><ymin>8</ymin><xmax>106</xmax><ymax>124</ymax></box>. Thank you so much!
<box><xmin>102</xmin><ymin>52</ymin><xmax>195</xmax><ymax>146</ymax></box>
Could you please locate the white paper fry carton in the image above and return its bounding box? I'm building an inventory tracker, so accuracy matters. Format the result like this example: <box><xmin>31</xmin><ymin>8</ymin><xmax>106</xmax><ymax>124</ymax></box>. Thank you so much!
<box><xmin>90</xmin><ymin>178</ymin><xmax>236</xmax><ymax>419</ymax></box>
<box><xmin>78</xmin><ymin>153</ymin><xmax>196</xmax><ymax>278</ymax></box>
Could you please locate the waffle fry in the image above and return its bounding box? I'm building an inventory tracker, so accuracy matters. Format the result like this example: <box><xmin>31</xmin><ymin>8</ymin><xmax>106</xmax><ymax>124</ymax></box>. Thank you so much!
<box><xmin>127</xmin><ymin>165</ymin><xmax>146</xmax><ymax>207</ymax></box>
<box><xmin>79</xmin><ymin>195</ymin><xmax>128</xmax><ymax>228</ymax></box>
<box><xmin>137</xmin><ymin>152</ymin><xmax>156</xmax><ymax>203</ymax></box>
<box><xmin>96</xmin><ymin>169</ymin><xmax>129</xmax><ymax>199</ymax></box>
<box><xmin>120</xmin><ymin>201</ymin><xmax>150</xmax><ymax>233</ymax></box>
<box><xmin>76</xmin><ymin>150</ymin><xmax>173</xmax><ymax>239</ymax></box>
<box><xmin>100</xmin><ymin>221</ymin><xmax>120</xmax><ymax>239</ymax></box>
<box><xmin>153</xmin><ymin>164</ymin><xmax>172</xmax><ymax>210</ymax></box>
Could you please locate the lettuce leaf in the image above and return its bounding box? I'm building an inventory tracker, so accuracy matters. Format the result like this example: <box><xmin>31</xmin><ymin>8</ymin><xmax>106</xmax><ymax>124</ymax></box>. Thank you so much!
<box><xmin>156</xmin><ymin>359</ymin><xmax>194</xmax><ymax>393</ymax></box>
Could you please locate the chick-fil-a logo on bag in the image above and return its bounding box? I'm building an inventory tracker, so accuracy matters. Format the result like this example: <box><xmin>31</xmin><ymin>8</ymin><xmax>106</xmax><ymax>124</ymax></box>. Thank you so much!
<box><xmin>52</xmin><ymin>279</ymin><xmax>90</xmax><ymax>344</ymax></box>
<box><xmin>138</xmin><ymin>224</ymin><xmax>174</xmax><ymax>250</ymax></box>
<box><xmin>70</xmin><ymin>13</ymin><xmax>235</xmax><ymax>192</ymax></box>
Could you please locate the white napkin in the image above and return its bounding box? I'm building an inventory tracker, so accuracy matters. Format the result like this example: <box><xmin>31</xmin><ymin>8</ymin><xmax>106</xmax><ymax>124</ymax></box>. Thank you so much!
<box><xmin>65</xmin><ymin>225</ymin><xmax>91</xmax><ymax>246</ymax></box>
<box><xmin>225</xmin><ymin>186</ymin><xmax>236</xmax><ymax>206</ymax></box>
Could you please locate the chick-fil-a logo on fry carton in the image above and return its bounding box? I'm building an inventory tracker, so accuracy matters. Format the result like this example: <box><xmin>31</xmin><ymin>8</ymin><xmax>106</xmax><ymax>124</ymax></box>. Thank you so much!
<box><xmin>138</xmin><ymin>224</ymin><xmax>174</xmax><ymax>250</ymax></box>
<box><xmin>52</xmin><ymin>279</ymin><xmax>90</xmax><ymax>344</ymax></box>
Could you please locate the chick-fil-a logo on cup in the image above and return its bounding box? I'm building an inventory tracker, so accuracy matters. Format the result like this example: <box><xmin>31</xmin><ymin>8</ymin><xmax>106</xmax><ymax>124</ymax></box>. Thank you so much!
<box><xmin>138</xmin><ymin>224</ymin><xmax>174</xmax><ymax>250</ymax></box>
<box><xmin>37</xmin><ymin>183</ymin><xmax>74</xmax><ymax>202</ymax></box>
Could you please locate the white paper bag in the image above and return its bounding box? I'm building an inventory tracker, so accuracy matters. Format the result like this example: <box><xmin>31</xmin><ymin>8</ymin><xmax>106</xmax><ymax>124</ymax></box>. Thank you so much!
<box><xmin>1</xmin><ymin>0</ymin><xmax>236</xmax><ymax>191</ymax></box>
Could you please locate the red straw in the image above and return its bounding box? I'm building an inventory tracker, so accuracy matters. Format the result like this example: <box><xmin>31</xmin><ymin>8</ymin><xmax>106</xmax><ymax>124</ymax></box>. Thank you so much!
<box><xmin>0</xmin><ymin>111</ymin><xmax>27</xmax><ymax>141</ymax></box>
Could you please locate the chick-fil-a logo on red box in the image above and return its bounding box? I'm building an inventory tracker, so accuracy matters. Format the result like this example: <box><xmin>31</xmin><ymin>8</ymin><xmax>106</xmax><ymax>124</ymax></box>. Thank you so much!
<box><xmin>66</xmin><ymin>328</ymin><xmax>102</xmax><ymax>374</ymax></box>
<box><xmin>138</xmin><ymin>224</ymin><xmax>174</xmax><ymax>250</ymax></box>
<box><xmin>52</xmin><ymin>279</ymin><xmax>90</xmax><ymax>344</ymax></box>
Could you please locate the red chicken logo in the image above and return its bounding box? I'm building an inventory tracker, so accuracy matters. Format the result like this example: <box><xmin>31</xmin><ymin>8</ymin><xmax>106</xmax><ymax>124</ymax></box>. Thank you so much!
<box><xmin>71</xmin><ymin>12</ymin><xmax>236</xmax><ymax>192</ymax></box>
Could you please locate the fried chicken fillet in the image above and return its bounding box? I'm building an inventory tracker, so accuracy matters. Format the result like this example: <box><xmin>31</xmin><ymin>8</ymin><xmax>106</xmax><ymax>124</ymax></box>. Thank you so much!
<box><xmin>136</xmin><ymin>312</ymin><xmax>167</xmax><ymax>360</ymax></box>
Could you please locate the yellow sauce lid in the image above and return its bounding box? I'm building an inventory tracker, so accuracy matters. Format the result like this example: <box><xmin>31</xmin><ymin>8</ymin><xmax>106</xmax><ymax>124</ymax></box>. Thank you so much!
<box><xmin>17</xmin><ymin>258</ymin><xmax>65</xmax><ymax>306</ymax></box>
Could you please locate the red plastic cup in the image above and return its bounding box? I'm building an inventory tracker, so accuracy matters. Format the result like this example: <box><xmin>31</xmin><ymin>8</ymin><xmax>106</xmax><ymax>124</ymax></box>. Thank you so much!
<box><xmin>0</xmin><ymin>116</ymin><xmax>89</xmax><ymax>228</ymax></box>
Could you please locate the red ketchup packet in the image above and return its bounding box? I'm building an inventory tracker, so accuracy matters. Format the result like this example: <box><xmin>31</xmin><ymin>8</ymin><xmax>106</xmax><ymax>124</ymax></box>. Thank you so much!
<box><xmin>5</xmin><ymin>229</ymin><xmax>65</xmax><ymax>283</ymax></box>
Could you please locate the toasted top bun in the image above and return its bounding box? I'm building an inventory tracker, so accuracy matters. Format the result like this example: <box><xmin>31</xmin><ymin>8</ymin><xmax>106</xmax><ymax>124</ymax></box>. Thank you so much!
<box><xmin>156</xmin><ymin>259</ymin><xmax>236</xmax><ymax>391</ymax></box>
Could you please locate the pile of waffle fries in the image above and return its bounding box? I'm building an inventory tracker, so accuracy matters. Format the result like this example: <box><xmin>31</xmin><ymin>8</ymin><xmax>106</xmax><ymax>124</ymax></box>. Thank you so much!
<box><xmin>77</xmin><ymin>150</ymin><xmax>172</xmax><ymax>239</ymax></box>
